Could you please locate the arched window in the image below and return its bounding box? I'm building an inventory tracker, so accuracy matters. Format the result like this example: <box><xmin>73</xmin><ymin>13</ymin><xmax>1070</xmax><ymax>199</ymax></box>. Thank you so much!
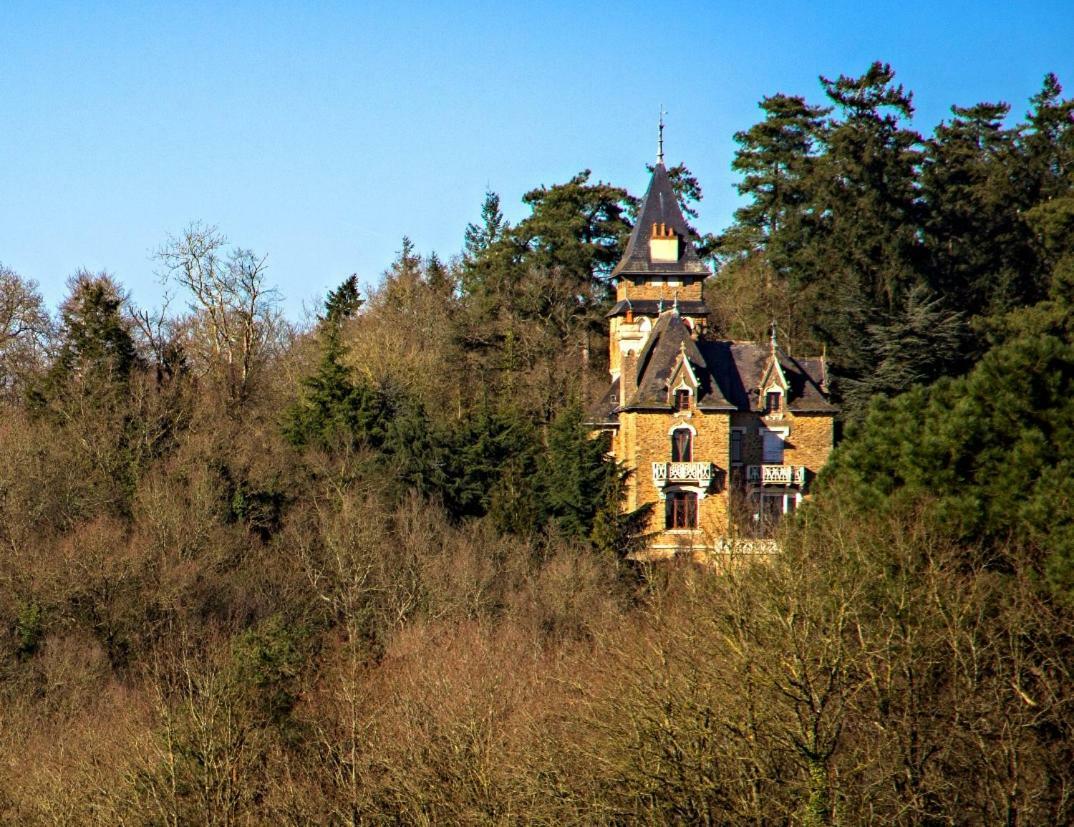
<box><xmin>671</xmin><ymin>427</ymin><xmax>692</xmax><ymax>462</ymax></box>
<box><xmin>675</xmin><ymin>388</ymin><xmax>691</xmax><ymax>411</ymax></box>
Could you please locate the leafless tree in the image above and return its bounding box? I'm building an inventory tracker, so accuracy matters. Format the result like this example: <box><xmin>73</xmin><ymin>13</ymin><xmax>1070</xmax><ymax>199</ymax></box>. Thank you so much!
<box><xmin>157</xmin><ymin>222</ymin><xmax>284</xmax><ymax>405</ymax></box>
<box><xmin>0</xmin><ymin>263</ymin><xmax>52</xmax><ymax>399</ymax></box>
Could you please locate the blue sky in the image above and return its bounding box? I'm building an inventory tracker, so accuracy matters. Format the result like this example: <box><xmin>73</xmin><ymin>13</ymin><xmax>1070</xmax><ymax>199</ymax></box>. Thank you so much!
<box><xmin>2</xmin><ymin>1</ymin><xmax>1072</xmax><ymax>318</ymax></box>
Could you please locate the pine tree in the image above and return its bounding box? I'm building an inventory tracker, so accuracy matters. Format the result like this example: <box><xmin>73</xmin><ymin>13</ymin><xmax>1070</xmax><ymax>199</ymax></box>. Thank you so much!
<box><xmin>284</xmin><ymin>276</ymin><xmax>374</xmax><ymax>452</ymax></box>
<box><xmin>539</xmin><ymin>402</ymin><xmax>618</xmax><ymax>539</ymax></box>
<box><xmin>719</xmin><ymin>93</ymin><xmax>828</xmax><ymax>267</ymax></box>
<box><xmin>921</xmin><ymin>102</ymin><xmax>1036</xmax><ymax>314</ymax></box>
<box><xmin>463</xmin><ymin>190</ymin><xmax>507</xmax><ymax>260</ymax></box>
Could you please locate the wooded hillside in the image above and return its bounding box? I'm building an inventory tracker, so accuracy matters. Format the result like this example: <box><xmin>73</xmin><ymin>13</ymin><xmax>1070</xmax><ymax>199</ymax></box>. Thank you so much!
<box><xmin>0</xmin><ymin>64</ymin><xmax>1072</xmax><ymax>824</ymax></box>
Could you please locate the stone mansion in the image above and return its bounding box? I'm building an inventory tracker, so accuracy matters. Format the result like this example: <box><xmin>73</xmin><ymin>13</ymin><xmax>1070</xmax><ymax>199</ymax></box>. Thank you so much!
<box><xmin>588</xmin><ymin>158</ymin><xmax>837</xmax><ymax>557</ymax></box>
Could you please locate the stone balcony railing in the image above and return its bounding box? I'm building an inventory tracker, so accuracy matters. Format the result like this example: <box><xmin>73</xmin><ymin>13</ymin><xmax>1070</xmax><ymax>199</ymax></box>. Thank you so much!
<box><xmin>746</xmin><ymin>464</ymin><xmax>807</xmax><ymax>486</ymax></box>
<box><xmin>652</xmin><ymin>461</ymin><xmax>716</xmax><ymax>488</ymax></box>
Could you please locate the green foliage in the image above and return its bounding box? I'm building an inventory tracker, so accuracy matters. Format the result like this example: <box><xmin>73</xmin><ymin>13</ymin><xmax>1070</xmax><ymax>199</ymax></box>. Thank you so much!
<box><xmin>721</xmin><ymin>66</ymin><xmax>1074</xmax><ymax>422</ymax></box>
<box><xmin>284</xmin><ymin>276</ymin><xmax>371</xmax><ymax>452</ymax></box>
<box><xmin>818</xmin><ymin>297</ymin><xmax>1074</xmax><ymax>602</ymax></box>
<box><xmin>540</xmin><ymin>402</ymin><xmax>618</xmax><ymax>539</ymax></box>
<box><xmin>230</xmin><ymin>615</ymin><xmax>310</xmax><ymax>732</ymax></box>
<box><xmin>840</xmin><ymin>283</ymin><xmax>968</xmax><ymax>417</ymax></box>
<box><xmin>14</xmin><ymin>599</ymin><xmax>43</xmax><ymax>659</ymax></box>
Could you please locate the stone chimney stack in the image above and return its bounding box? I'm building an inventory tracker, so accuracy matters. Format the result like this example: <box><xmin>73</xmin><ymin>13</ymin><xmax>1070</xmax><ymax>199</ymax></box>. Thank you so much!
<box><xmin>620</xmin><ymin>349</ymin><xmax>638</xmax><ymax>407</ymax></box>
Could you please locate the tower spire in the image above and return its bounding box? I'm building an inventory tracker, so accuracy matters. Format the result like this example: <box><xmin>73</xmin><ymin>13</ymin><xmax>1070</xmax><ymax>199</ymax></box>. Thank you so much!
<box><xmin>657</xmin><ymin>105</ymin><xmax>666</xmax><ymax>165</ymax></box>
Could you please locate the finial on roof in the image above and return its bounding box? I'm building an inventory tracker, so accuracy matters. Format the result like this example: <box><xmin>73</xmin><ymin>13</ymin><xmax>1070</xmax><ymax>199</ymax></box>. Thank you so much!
<box><xmin>673</xmin><ymin>292</ymin><xmax>679</xmax><ymax>313</ymax></box>
<box><xmin>769</xmin><ymin>320</ymin><xmax>778</xmax><ymax>355</ymax></box>
<box><xmin>657</xmin><ymin>105</ymin><xmax>666</xmax><ymax>165</ymax></box>
<box><xmin>658</xmin><ymin>297</ymin><xmax>664</xmax><ymax>313</ymax></box>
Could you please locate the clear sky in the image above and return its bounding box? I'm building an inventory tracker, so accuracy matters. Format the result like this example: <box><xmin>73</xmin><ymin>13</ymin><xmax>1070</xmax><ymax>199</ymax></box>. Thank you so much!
<box><xmin>2</xmin><ymin>1</ymin><xmax>1073</xmax><ymax>318</ymax></box>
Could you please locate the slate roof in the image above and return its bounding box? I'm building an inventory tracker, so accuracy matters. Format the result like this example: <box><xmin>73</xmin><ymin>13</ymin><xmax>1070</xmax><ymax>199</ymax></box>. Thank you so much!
<box><xmin>605</xmin><ymin>298</ymin><xmax>710</xmax><ymax>318</ymax></box>
<box><xmin>588</xmin><ymin>310</ymin><xmax>837</xmax><ymax>423</ymax></box>
<box><xmin>626</xmin><ymin>311</ymin><xmax>734</xmax><ymax>411</ymax></box>
<box><xmin>611</xmin><ymin>163</ymin><xmax>711</xmax><ymax>279</ymax></box>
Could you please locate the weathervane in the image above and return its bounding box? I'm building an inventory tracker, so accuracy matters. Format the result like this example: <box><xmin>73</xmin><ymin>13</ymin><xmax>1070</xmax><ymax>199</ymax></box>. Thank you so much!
<box><xmin>658</xmin><ymin>105</ymin><xmax>667</xmax><ymax>165</ymax></box>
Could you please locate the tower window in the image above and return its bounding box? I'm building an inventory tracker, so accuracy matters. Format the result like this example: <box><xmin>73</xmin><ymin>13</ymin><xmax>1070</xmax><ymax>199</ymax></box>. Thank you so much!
<box><xmin>671</xmin><ymin>428</ymin><xmax>693</xmax><ymax>462</ymax></box>
<box><xmin>675</xmin><ymin>389</ymin><xmax>691</xmax><ymax>411</ymax></box>
<box><xmin>666</xmin><ymin>491</ymin><xmax>698</xmax><ymax>529</ymax></box>
<box><xmin>766</xmin><ymin>391</ymin><xmax>782</xmax><ymax>414</ymax></box>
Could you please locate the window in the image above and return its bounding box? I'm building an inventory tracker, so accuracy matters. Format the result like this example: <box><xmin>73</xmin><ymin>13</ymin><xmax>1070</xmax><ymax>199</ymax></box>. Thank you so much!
<box><xmin>666</xmin><ymin>491</ymin><xmax>698</xmax><ymax>529</ymax></box>
<box><xmin>766</xmin><ymin>390</ymin><xmax>782</xmax><ymax>414</ymax></box>
<box><xmin>671</xmin><ymin>428</ymin><xmax>692</xmax><ymax>462</ymax></box>
<box><xmin>730</xmin><ymin>430</ymin><xmax>743</xmax><ymax>463</ymax></box>
<box><xmin>762</xmin><ymin>430</ymin><xmax>785</xmax><ymax>463</ymax></box>
<box><xmin>675</xmin><ymin>389</ymin><xmax>690</xmax><ymax>411</ymax></box>
<box><xmin>750</xmin><ymin>491</ymin><xmax>801</xmax><ymax>537</ymax></box>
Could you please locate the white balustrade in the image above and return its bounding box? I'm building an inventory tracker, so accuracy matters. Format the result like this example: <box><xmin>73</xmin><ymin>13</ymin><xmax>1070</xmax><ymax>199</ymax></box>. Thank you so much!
<box><xmin>746</xmin><ymin>465</ymin><xmax>807</xmax><ymax>486</ymax></box>
<box><xmin>652</xmin><ymin>462</ymin><xmax>715</xmax><ymax>486</ymax></box>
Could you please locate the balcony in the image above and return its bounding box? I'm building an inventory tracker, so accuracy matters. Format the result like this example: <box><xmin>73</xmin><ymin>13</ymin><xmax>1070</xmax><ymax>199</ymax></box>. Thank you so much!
<box><xmin>747</xmin><ymin>464</ymin><xmax>807</xmax><ymax>486</ymax></box>
<box><xmin>652</xmin><ymin>461</ymin><xmax>716</xmax><ymax>488</ymax></box>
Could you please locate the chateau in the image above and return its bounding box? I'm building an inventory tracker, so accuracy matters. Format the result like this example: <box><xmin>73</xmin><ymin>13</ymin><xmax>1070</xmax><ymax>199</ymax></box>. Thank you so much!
<box><xmin>589</xmin><ymin>156</ymin><xmax>837</xmax><ymax>558</ymax></box>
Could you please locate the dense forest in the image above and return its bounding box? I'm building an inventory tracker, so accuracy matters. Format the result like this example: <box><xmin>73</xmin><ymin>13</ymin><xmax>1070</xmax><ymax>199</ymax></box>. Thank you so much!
<box><xmin>1</xmin><ymin>63</ymin><xmax>1074</xmax><ymax>823</ymax></box>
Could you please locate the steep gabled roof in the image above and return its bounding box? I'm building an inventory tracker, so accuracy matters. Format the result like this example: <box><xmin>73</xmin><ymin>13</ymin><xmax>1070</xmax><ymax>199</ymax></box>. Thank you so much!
<box><xmin>701</xmin><ymin>342</ymin><xmax>837</xmax><ymax>414</ymax></box>
<box><xmin>624</xmin><ymin>310</ymin><xmax>734</xmax><ymax>411</ymax></box>
<box><xmin>612</xmin><ymin>163</ymin><xmax>711</xmax><ymax>279</ymax></box>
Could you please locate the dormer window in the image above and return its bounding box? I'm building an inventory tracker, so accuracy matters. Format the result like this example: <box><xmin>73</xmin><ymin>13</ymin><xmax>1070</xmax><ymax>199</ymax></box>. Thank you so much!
<box><xmin>766</xmin><ymin>390</ymin><xmax>782</xmax><ymax>415</ymax></box>
<box><xmin>675</xmin><ymin>388</ymin><xmax>691</xmax><ymax>411</ymax></box>
<box><xmin>650</xmin><ymin>222</ymin><xmax>680</xmax><ymax>263</ymax></box>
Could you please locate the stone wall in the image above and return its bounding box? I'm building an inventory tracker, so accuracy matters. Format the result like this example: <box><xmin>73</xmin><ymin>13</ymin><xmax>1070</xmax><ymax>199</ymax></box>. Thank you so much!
<box><xmin>617</xmin><ymin>277</ymin><xmax>704</xmax><ymax>302</ymax></box>
<box><xmin>629</xmin><ymin>406</ymin><xmax>732</xmax><ymax>549</ymax></box>
<box><xmin>729</xmin><ymin>410</ymin><xmax>834</xmax><ymax>480</ymax></box>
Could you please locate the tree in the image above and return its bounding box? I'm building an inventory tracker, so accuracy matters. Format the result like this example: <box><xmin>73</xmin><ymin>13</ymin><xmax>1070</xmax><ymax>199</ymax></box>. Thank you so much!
<box><xmin>0</xmin><ymin>264</ymin><xmax>51</xmax><ymax>401</ymax></box>
<box><xmin>157</xmin><ymin>222</ymin><xmax>283</xmax><ymax>406</ymax></box>
<box><xmin>540</xmin><ymin>402</ymin><xmax>618</xmax><ymax>539</ymax></box>
<box><xmin>718</xmin><ymin>93</ymin><xmax>828</xmax><ymax>267</ymax></box>
<box><xmin>817</xmin><ymin>293</ymin><xmax>1074</xmax><ymax>604</ymax></box>
<box><xmin>463</xmin><ymin>190</ymin><xmax>508</xmax><ymax>261</ymax></box>
<box><xmin>840</xmin><ymin>283</ymin><xmax>968</xmax><ymax>418</ymax></box>
<box><xmin>284</xmin><ymin>275</ymin><xmax>373</xmax><ymax>453</ymax></box>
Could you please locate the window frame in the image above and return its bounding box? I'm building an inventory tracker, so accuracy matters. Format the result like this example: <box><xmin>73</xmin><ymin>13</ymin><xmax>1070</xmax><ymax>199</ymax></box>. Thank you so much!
<box><xmin>674</xmin><ymin>388</ymin><xmax>691</xmax><ymax>411</ymax></box>
<box><xmin>666</xmin><ymin>490</ymin><xmax>699</xmax><ymax>530</ymax></box>
<box><xmin>730</xmin><ymin>428</ymin><xmax>744</xmax><ymax>464</ymax></box>
<box><xmin>671</xmin><ymin>427</ymin><xmax>693</xmax><ymax>462</ymax></box>
<box><xmin>761</xmin><ymin>427</ymin><xmax>787</xmax><ymax>464</ymax></box>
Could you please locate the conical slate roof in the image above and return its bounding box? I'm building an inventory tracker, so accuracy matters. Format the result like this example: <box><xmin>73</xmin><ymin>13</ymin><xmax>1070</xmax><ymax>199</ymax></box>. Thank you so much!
<box><xmin>612</xmin><ymin>163</ymin><xmax>711</xmax><ymax>279</ymax></box>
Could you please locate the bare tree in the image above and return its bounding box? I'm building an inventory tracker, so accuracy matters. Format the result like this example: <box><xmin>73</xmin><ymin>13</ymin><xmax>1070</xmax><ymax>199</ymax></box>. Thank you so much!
<box><xmin>156</xmin><ymin>222</ymin><xmax>283</xmax><ymax>405</ymax></box>
<box><xmin>0</xmin><ymin>264</ymin><xmax>52</xmax><ymax>399</ymax></box>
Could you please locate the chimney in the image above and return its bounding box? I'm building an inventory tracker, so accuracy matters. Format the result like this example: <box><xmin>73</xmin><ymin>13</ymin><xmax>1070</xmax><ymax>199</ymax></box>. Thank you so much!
<box><xmin>620</xmin><ymin>349</ymin><xmax>638</xmax><ymax>407</ymax></box>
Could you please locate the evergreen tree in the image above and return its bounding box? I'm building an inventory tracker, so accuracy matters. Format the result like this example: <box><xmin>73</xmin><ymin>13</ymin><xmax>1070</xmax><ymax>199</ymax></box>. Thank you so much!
<box><xmin>840</xmin><ymin>283</ymin><xmax>967</xmax><ymax>417</ymax></box>
<box><xmin>284</xmin><ymin>276</ymin><xmax>374</xmax><ymax>452</ymax></box>
<box><xmin>719</xmin><ymin>93</ymin><xmax>828</xmax><ymax>268</ymax></box>
<box><xmin>1020</xmin><ymin>73</ymin><xmax>1074</xmax><ymax>203</ymax></box>
<box><xmin>463</xmin><ymin>190</ymin><xmax>508</xmax><ymax>260</ymax></box>
<box><xmin>818</xmin><ymin>293</ymin><xmax>1074</xmax><ymax>604</ymax></box>
<box><xmin>43</xmin><ymin>271</ymin><xmax>138</xmax><ymax>396</ymax></box>
<box><xmin>539</xmin><ymin>402</ymin><xmax>618</xmax><ymax>539</ymax></box>
<box><xmin>921</xmin><ymin>102</ymin><xmax>1036</xmax><ymax>314</ymax></box>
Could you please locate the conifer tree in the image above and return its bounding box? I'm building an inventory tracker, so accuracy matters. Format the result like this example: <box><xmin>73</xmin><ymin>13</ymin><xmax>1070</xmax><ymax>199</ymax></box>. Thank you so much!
<box><xmin>539</xmin><ymin>402</ymin><xmax>618</xmax><ymax>539</ymax></box>
<box><xmin>284</xmin><ymin>275</ymin><xmax>374</xmax><ymax>452</ymax></box>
